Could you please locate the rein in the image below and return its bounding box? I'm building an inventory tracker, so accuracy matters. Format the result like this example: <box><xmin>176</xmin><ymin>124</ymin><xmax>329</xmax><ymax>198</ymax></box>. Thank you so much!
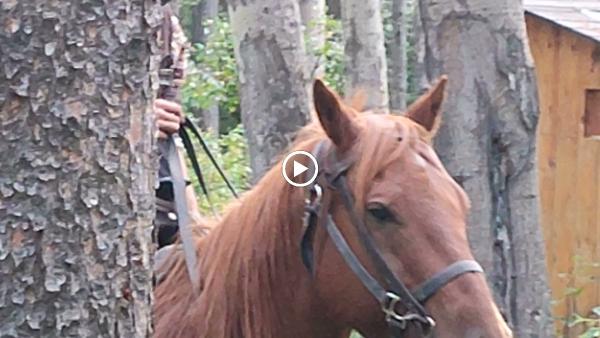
<box><xmin>157</xmin><ymin>4</ymin><xmax>200</xmax><ymax>291</ymax></box>
<box><xmin>300</xmin><ymin>141</ymin><xmax>484</xmax><ymax>337</ymax></box>
<box><xmin>157</xmin><ymin>4</ymin><xmax>237</xmax><ymax>291</ymax></box>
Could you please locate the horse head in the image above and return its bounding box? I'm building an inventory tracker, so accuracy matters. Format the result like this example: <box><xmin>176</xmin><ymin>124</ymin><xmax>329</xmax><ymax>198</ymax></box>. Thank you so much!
<box><xmin>153</xmin><ymin>76</ymin><xmax>514</xmax><ymax>338</ymax></box>
<box><xmin>306</xmin><ymin>77</ymin><xmax>513</xmax><ymax>338</ymax></box>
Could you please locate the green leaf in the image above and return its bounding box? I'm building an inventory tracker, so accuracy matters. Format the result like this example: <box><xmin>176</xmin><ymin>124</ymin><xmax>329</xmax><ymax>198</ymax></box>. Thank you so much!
<box><xmin>349</xmin><ymin>331</ymin><xmax>364</xmax><ymax>338</ymax></box>
<box><xmin>566</xmin><ymin>287</ymin><xmax>584</xmax><ymax>297</ymax></box>
<box><xmin>569</xmin><ymin>314</ymin><xmax>592</xmax><ymax>327</ymax></box>
<box><xmin>579</xmin><ymin>327</ymin><xmax>600</xmax><ymax>338</ymax></box>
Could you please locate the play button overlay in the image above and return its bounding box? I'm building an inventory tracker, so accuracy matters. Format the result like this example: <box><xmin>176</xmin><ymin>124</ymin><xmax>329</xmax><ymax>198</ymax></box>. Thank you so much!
<box><xmin>294</xmin><ymin>161</ymin><xmax>308</xmax><ymax>177</ymax></box>
<box><xmin>282</xmin><ymin>150</ymin><xmax>319</xmax><ymax>187</ymax></box>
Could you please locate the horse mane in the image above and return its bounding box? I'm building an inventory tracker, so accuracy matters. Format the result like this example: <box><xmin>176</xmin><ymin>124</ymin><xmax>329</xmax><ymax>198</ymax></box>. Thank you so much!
<box><xmin>153</xmin><ymin>113</ymin><xmax>423</xmax><ymax>338</ymax></box>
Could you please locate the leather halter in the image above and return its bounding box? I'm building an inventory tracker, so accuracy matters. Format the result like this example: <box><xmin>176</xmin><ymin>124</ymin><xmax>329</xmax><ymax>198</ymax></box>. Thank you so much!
<box><xmin>300</xmin><ymin>141</ymin><xmax>484</xmax><ymax>337</ymax></box>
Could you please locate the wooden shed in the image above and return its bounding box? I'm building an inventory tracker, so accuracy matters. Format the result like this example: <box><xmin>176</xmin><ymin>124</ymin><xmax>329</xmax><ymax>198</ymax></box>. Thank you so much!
<box><xmin>524</xmin><ymin>0</ymin><xmax>600</xmax><ymax>333</ymax></box>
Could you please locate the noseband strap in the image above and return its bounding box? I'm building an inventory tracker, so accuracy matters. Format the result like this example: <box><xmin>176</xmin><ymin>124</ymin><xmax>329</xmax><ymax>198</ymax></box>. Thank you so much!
<box><xmin>412</xmin><ymin>260</ymin><xmax>483</xmax><ymax>303</ymax></box>
<box><xmin>300</xmin><ymin>141</ymin><xmax>485</xmax><ymax>337</ymax></box>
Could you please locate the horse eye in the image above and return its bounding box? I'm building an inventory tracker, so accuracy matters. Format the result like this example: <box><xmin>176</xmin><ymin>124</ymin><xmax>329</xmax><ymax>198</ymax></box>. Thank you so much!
<box><xmin>367</xmin><ymin>203</ymin><xmax>396</xmax><ymax>223</ymax></box>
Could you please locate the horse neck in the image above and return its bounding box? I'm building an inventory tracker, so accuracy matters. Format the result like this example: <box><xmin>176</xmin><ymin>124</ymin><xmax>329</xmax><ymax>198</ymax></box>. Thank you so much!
<box><xmin>193</xmin><ymin>170</ymin><xmax>341</xmax><ymax>338</ymax></box>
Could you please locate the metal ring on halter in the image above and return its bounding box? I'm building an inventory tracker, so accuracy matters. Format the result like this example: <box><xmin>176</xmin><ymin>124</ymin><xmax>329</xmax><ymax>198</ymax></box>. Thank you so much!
<box><xmin>311</xmin><ymin>184</ymin><xmax>322</xmax><ymax>203</ymax></box>
<box><xmin>382</xmin><ymin>292</ymin><xmax>436</xmax><ymax>330</ymax></box>
<box><xmin>303</xmin><ymin>184</ymin><xmax>322</xmax><ymax>212</ymax></box>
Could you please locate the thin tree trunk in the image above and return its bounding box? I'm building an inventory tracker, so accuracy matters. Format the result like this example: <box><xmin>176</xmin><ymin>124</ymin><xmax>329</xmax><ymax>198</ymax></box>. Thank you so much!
<box><xmin>0</xmin><ymin>1</ymin><xmax>158</xmax><ymax>336</ymax></box>
<box><xmin>300</xmin><ymin>0</ymin><xmax>326</xmax><ymax>79</ymax></box>
<box><xmin>191</xmin><ymin>0</ymin><xmax>220</xmax><ymax>134</ymax></box>
<box><xmin>417</xmin><ymin>0</ymin><xmax>553</xmax><ymax>336</ymax></box>
<box><xmin>299</xmin><ymin>0</ymin><xmax>326</xmax><ymax>109</ymax></box>
<box><xmin>191</xmin><ymin>0</ymin><xmax>219</xmax><ymax>44</ymax></box>
<box><xmin>219</xmin><ymin>0</ymin><xmax>228</xmax><ymax>12</ymax></box>
<box><xmin>326</xmin><ymin>0</ymin><xmax>341</xmax><ymax>19</ymax></box>
<box><xmin>388</xmin><ymin>0</ymin><xmax>408</xmax><ymax>110</ymax></box>
<box><xmin>341</xmin><ymin>0</ymin><xmax>389</xmax><ymax>111</ymax></box>
<box><xmin>410</xmin><ymin>0</ymin><xmax>428</xmax><ymax>98</ymax></box>
<box><xmin>227</xmin><ymin>0</ymin><xmax>311</xmax><ymax>180</ymax></box>
<box><xmin>191</xmin><ymin>1</ymin><xmax>204</xmax><ymax>43</ymax></box>
<box><xmin>200</xmin><ymin>105</ymin><xmax>220</xmax><ymax>135</ymax></box>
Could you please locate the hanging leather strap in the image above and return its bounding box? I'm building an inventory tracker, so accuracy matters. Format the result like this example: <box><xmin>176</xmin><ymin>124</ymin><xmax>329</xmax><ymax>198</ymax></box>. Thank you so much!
<box><xmin>182</xmin><ymin>118</ymin><xmax>239</xmax><ymax>199</ymax></box>
<box><xmin>157</xmin><ymin>4</ymin><xmax>200</xmax><ymax>291</ymax></box>
<box><xmin>165</xmin><ymin>136</ymin><xmax>200</xmax><ymax>291</ymax></box>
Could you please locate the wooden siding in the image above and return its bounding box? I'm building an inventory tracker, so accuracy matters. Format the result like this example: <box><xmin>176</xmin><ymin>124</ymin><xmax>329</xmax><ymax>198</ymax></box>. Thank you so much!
<box><xmin>526</xmin><ymin>14</ymin><xmax>600</xmax><ymax>336</ymax></box>
<box><xmin>524</xmin><ymin>0</ymin><xmax>600</xmax><ymax>43</ymax></box>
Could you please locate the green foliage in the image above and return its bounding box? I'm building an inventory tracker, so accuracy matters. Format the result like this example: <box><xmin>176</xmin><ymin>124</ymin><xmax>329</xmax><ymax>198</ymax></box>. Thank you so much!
<box><xmin>177</xmin><ymin>1</ymin><xmax>419</xmax><ymax>132</ymax></box>
<box><xmin>556</xmin><ymin>257</ymin><xmax>600</xmax><ymax>337</ymax></box>
<box><xmin>319</xmin><ymin>15</ymin><xmax>345</xmax><ymax>95</ymax></box>
<box><xmin>567</xmin><ymin>310</ymin><xmax>600</xmax><ymax>338</ymax></box>
<box><xmin>185</xmin><ymin>124</ymin><xmax>251</xmax><ymax>214</ymax></box>
<box><xmin>182</xmin><ymin>12</ymin><xmax>346</xmax><ymax>132</ymax></box>
<box><xmin>181</xmin><ymin>16</ymin><xmax>241</xmax><ymax>134</ymax></box>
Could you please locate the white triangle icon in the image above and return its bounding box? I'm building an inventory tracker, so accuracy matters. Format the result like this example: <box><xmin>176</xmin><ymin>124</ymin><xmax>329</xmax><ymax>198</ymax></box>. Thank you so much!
<box><xmin>293</xmin><ymin>161</ymin><xmax>308</xmax><ymax>178</ymax></box>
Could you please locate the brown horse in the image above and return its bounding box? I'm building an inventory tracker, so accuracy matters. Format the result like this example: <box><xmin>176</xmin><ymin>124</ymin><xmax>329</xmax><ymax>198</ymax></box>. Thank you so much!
<box><xmin>153</xmin><ymin>77</ymin><xmax>512</xmax><ymax>338</ymax></box>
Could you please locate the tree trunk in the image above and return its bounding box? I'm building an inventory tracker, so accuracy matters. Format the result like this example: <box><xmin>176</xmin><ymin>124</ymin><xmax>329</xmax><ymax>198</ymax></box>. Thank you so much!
<box><xmin>300</xmin><ymin>0</ymin><xmax>326</xmax><ymax>78</ymax></box>
<box><xmin>388</xmin><ymin>0</ymin><xmax>408</xmax><ymax>110</ymax></box>
<box><xmin>191</xmin><ymin>0</ymin><xmax>220</xmax><ymax>134</ymax></box>
<box><xmin>191</xmin><ymin>0</ymin><xmax>219</xmax><ymax>44</ymax></box>
<box><xmin>410</xmin><ymin>0</ymin><xmax>428</xmax><ymax>99</ymax></box>
<box><xmin>0</xmin><ymin>1</ymin><xmax>158</xmax><ymax>336</ymax></box>
<box><xmin>326</xmin><ymin>0</ymin><xmax>341</xmax><ymax>19</ymax></box>
<box><xmin>299</xmin><ymin>0</ymin><xmax>326</xmax><ymax>109</ymax></box>
<box><xmin>417</xmin><ymin>0</ymin><xmax>553</xmax><ymax>336</ymax></box>
<box><xmin>227</xmin><ymin>0</ymin><xmax>311</xmax><ymax>180</ymax></box>
<box><xmin>199</xmin><ymin>105</ymin><xmax>220</xmax><ymax>135</ymax></box>
<box><xmin>341</xmin><ymin>0</ymin><xmax>389</xmax><ymax>111</ymax></box>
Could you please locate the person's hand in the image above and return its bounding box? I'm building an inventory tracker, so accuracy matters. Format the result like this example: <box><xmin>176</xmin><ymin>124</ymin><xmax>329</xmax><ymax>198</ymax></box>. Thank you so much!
<box><xmin>155</xmin><ymin>98</ymin><xmax>184</xmax><ymax>139</ymax></box>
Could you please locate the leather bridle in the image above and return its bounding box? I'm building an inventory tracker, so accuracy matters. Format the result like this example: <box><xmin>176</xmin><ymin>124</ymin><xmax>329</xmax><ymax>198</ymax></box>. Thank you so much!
<box><xmin>300</xmin><ymin>141</ymin><xmax>484</xmax><ymax>337</ymax></box>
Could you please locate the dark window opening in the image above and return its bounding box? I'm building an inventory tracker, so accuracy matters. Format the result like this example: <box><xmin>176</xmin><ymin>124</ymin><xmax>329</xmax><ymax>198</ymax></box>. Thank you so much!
<box><xmin>584</xmin><ymin>89</ymin><xmax>600</xmax><ymax>138</ymax></box>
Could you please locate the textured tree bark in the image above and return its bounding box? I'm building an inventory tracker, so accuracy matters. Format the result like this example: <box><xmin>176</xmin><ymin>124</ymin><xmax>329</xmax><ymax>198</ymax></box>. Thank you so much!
<box><xmin>299</xmin><ymin>0</ymin><xmax>326</xmax><ymax>110</ymax></box>
<box><xmin>388</xmin><ymin>0</ymin><xmax>408</xmax><ymax>110</ymax></box>
<box><xmin>227</xmin><ymin>0</ymin><xmax>311</xmax><ymax>180</ymax></box>
<box><xmin>0</xmin><ymin>1</ymin><xmax>159</xmax><ymax>337</ymax></box>
<box><xmin>342</xmin><ymin>0</ymin><xmax>389</xmax><ymax>111</ymax></box>
<box><xmin>417</xmin><ymin>0</ymin><xmax>553</xmax><ymax>336</ymax></box>
<box><xmin>191</xmin><ymin>0</ymin><xmax>220</xmax><ymax>134</ymax></box>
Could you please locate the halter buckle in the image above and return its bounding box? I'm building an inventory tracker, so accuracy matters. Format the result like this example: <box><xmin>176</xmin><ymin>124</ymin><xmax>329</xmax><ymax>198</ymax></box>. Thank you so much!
<box><xmin>302</xmin><ymin>184</ymin><xmax>323</xmax><ymax>232</ymax></box>
<box><xmin>382</xmin><ymin>292</ymin><xmax>436</xmax><ymax>331</ymax></box>
<box><xmin>310</xmin><ymin>184</ymin><xmax>323</xmax><ymax>204</ymax></box>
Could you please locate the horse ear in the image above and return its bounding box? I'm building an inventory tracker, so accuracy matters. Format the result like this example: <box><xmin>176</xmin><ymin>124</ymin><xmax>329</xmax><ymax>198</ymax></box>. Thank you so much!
<box><xmin>313</xmin><ymin>79</ymin><xmax>358</xmax><ymax>152</ymax></box>
<box><xmin>405</xmin><ymin>75</ymin><xmax>448</xmax><ymax>135</ymax></box>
